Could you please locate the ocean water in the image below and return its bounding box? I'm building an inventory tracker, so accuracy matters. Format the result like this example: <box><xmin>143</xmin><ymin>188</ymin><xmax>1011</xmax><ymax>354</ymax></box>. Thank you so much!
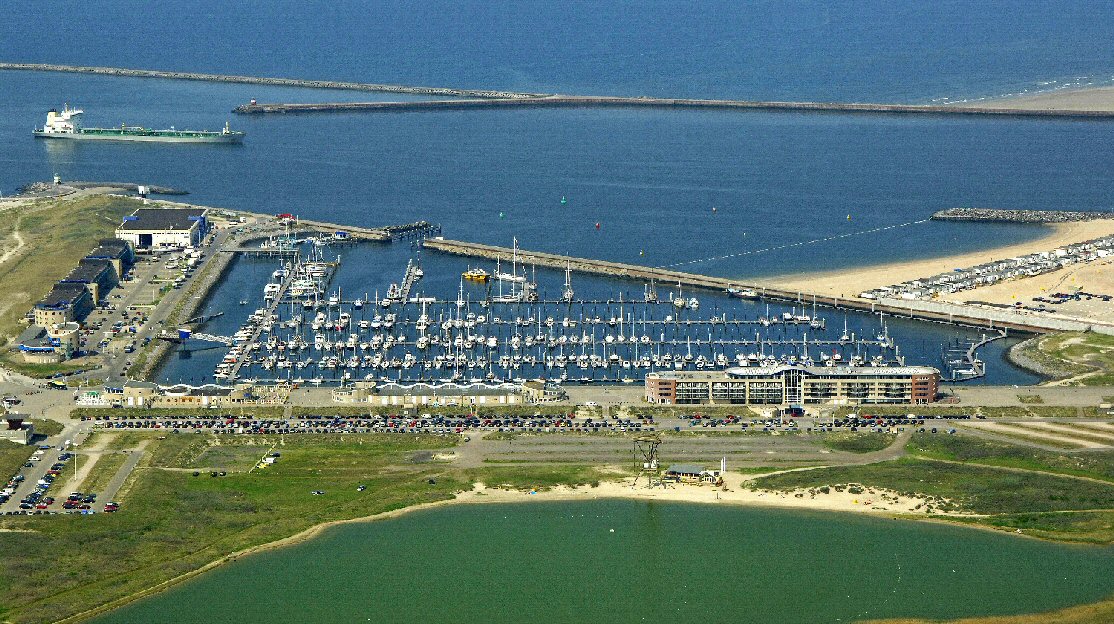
<box><xmin>3</xmin><ymin>1</ymin><xmax>1114</xmax><ymax>102</ymax></box>
<box><xmin>94</xmin><ymin>500</ymin><xmax>1114</xmax><ymax>624</ymax></box>
<box><xmin>4</xmin><ymin>70</ymin><xmax>1114</xmax><ymax>280</ymax></box>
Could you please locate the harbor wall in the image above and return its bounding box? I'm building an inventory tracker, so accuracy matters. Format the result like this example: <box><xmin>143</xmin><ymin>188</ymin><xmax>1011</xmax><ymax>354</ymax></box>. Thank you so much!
<box><xmin>422</xmin><ymin>238</ymin><xmax>1114</xmax><ymax>334</ymax></box>
<box><xmin>931</xmin><ymin>208</ymin><xmax>1114</xmax><ymax>223</ymax></box>
<box><xmin>5</xmin><ymin>62</ymin><xmax>1111</xmax><ymax>119</ymax></box>
<box><xmin>231</xmin><ymin>96</ymin><xmax>1114</xmax><ymax>119</ymax></box>
<box><xmin>0</xmin><ymin>62</ymin><xmax>547</xmax><ymax>99</ymax></box>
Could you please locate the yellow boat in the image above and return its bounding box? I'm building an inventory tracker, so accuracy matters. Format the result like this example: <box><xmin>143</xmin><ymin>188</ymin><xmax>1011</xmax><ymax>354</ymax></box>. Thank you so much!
<box><xmin>463</xmin><ymin>267</ymin><xmax>490</xmax><ymax>282</ymax></box>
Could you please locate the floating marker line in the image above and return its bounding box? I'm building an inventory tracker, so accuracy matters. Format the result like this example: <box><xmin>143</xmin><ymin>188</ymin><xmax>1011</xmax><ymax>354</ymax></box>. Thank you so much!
<box><xmin>660</xmin><ymin>219</ymin><xmax>931</xmax><ymax>268</ymax></box>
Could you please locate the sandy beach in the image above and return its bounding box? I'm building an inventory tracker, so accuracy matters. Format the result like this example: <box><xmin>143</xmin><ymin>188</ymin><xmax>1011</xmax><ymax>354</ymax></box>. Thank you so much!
<box><xmin>769</xmin><ymin>219</ymin><xmax>1114</xmax><ymax>300</ymax></box>
<box><xmin>979</xmin><ymin>86</ymin><xmax>1114</xmax><ymax>112</ymax></box>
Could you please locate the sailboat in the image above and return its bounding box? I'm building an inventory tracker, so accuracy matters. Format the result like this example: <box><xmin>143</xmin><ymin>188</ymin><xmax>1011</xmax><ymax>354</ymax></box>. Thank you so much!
<box><xmin>562</xmin><ymin>261</ymin><xmax>575</xmax><ymax>302</ymax></box>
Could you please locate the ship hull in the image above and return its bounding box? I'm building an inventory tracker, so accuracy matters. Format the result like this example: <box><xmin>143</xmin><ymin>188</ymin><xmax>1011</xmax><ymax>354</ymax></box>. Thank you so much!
<box><xmin>33</xmin><ymin>131</ymin><xmax>243</xmax><ymax>144</ymax></box>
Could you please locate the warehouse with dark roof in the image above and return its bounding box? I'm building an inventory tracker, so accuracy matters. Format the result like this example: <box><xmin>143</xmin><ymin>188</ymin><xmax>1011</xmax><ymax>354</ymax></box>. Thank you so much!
<box><xmin>85</xmin><ymin>238</ymin><xmax>135</xmax><ymax>276</ymax></box>
<box><xmin>34</xmin><ymin>282</ymin><xmax>93</xmax><ymax>326</ymax></box>
<box><xmin>60</xmin><ymin>258</ymin><xmax>118</xmax><ymax>301</ymax></box>
<box><xmin>115</xmin><ymin>207</ymin><xmax>209</xmax><ymax>249</ymax></box>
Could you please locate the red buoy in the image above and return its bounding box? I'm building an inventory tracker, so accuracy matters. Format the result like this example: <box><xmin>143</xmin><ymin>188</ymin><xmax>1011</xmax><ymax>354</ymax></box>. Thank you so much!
<box><xmin>595</xmin><ymin>222</ymin><xmax>601</xmax><ymax>230</ymax></box>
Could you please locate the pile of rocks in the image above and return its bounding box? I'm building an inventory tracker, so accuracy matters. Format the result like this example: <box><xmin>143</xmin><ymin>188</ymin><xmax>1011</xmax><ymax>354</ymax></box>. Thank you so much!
<box><xmin>931</xmin><ymin>208</ymin><xmax>1114</xmax><ymax>223</ymax></box>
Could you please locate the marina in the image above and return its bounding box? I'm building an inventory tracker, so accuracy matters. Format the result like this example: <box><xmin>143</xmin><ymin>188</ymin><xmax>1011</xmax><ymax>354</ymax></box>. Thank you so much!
<box><xmin>171</xmin><ymin>243</ymin><xmax>1016</xmax><ymax>387</ymax></box>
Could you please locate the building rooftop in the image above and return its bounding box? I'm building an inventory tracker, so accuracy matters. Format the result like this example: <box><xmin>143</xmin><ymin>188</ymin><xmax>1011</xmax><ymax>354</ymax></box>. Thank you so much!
<box><xmin>36</xmin><ymin>282</ymin><xmax>88</xmax><ymax>309</ymax></box>
<box><xmin>162</xmin><ymin>384</ymin><xmax>233</xmax><ymax>397</ymax></box>
<box><xmin>117</xmin><ymin>208</ymin><xmax>206</xmax><ymax>232</ymax></box>
<box><xmin>17</xmin><ymin>326</ymin><xmax>51</xmax><ymax>349</ymax></box>
<box><xmin>726</xmin><ymin>365</ymin><xmax>940</xmax><ymax>377</ymax></box>
<box><xmin>376</xmin><ymin>382</ymin><xmax>519</xmax><ymax>397</ymax></box>
<box><xmin>87</xmin><ymin>239</ymin><xmax>132</xmax><ymax>259</ymax></box>
<box><xmin>63</xmin><ymin>259</ymin><xmax>114</xmax><ymax>283</ymax></box>
<box><xmin>648</xmin><ymin>365</ymin><xmax>939</xmax><ymax>380</ymax></box>
<box><xmin>665</xmin><ymin>464</ymin><xmax>707</xmax><ymax>475</ymax></box>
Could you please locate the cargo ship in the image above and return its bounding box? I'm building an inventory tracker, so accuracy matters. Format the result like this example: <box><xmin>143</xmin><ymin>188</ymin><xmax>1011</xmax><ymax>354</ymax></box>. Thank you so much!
<box><xmin>33</xmin><ymin>104</ymin><xmax>244</xmax><ymax>143</ymax></box>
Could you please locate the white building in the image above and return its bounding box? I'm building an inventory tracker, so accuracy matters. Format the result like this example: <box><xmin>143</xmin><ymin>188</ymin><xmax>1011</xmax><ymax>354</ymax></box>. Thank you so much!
<box><xmin>115</xmin><ymin>208</ymin><xmax>209</xmax><ymax>250</ymax></box>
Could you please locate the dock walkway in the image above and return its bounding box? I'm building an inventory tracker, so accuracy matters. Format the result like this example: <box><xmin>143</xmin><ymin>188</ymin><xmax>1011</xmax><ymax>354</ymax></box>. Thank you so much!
<box><xmin>422</xmin><ymin>238</ymin><xmax>1113</xmax><ymax>334</ymax></box>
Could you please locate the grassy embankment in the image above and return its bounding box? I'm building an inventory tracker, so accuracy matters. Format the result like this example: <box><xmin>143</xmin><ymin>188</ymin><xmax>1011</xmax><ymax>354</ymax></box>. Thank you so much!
<box><xmin>1014</xmin><ymin>331</ymin><xmax>1114</xmax><ymax>385</ymax></box>
<box><xmin>0</xmin><ymin>432</ymin><xmax>618</xmax><ymax>623</ymax></box>
<box><xmin>820</xmin><ymin>432</ymin><xmax>897</xmax><ymax>453</ymax></box>
<box><xmin>836</xmin><ymin>404</ymin><xmax>1099</xmax><ymax>418</ymax></box>
<box><xmin>0</xmin><ymin>194</ymin><xmax>141</xmax><ymax>378</ymax></box>
<box><xmin>0</xmin><ymin>441</ymin><xmax>36</xmax><ymax>483</ymax></box>
<box><xmin>752</xmin><ymin>431</ymin><xmax>1114</xmax><ymax>544</ymax></box>
<box><xmin>31</xmin><ymin>418</ymin><xmax>63</xmax><ymax>436</ymax></box>
<box><xmin>863</xmin><ymin>596</ymin><xmax>1114</xmax><ymax>624</ymax></box>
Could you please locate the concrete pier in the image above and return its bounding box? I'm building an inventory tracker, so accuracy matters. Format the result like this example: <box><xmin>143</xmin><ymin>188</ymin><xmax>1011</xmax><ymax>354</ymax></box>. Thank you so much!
<box><xmin>422</xmin><ymin>238</ymin><xmax>1108</xmax><ymax>334</ymax></box>
<box><xmin>231</xmin><ymin>95</ymin><xmax>1114</xmax><ymax>119</ymax></box>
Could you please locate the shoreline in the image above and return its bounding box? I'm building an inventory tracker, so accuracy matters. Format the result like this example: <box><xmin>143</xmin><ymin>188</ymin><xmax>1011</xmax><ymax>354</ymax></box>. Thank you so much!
<box><xmin>975</xmin><ymin>85</ymin><xmax>1114</xmax><ymax>113</ymax></box>
<box><xmin>767</xmin><ymin>219</ymin><xmax>1114</xmax><ymax>299</ymax></box>
<box><xmin>61</xmin><ymin>473</ymin><xmax>1030</xmax><ymax>624</ymax></box>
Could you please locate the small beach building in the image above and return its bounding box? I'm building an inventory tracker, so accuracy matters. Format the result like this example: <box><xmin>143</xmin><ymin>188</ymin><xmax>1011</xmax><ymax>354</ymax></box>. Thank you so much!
<box><xmin>662</xmin><ymin>464</ymin><xmax>722</xmax><ymax>485</ymax></box>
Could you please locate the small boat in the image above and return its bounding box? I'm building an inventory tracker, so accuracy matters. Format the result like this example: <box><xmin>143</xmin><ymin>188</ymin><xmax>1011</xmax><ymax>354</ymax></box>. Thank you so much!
<box><xmin>727</xmin><ymin>287</ymin><xmax>758</xmax><ymax>299</ymax></box>
<box><xmin>463</xmin><ymin>267</ymin><xmax>490</xmax><ymax>282</ymax></box>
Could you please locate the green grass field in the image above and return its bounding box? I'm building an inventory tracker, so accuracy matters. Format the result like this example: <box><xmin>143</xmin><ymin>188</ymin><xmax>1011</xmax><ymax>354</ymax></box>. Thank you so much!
<box><xmin>1018</xmin><ymin>332</ymin><xmax>1114</xmax><ymax>385</ymax></box>
<box><xmin>77</xmin><ymin>452</ymin><xmax>128</xmax><ymax>496</ymax></box>
<box><xmin>907</xmin><ymin>432</ymin><xmax>1114</xmax><ymax>483</ymax></box>
<box><xmin>819</xmin><ymin>432</ymin><xmax>896</xmax><ymax>453</ymax></box>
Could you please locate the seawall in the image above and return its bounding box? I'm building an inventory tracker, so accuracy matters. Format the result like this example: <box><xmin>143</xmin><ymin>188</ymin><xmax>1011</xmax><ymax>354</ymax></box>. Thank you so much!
<box><xmin>232</xmin><ymin>95</ymin><xmax>1114</xmax><ymax>119</ymax></box>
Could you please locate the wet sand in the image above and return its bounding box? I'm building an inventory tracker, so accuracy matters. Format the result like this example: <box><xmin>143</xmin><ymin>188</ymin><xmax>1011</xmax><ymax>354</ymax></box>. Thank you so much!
<box><xmin>979</xmin><ymin>86</ymin><xmax>1114</xmax><ymax>112</ymax></box>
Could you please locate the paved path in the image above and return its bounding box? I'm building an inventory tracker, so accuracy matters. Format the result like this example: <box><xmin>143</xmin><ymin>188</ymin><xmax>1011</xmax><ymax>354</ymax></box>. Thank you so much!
<box><xmin>100</xmin><ymin>441</ymin><xmax>148</xmax><ymax>503</ymax></box>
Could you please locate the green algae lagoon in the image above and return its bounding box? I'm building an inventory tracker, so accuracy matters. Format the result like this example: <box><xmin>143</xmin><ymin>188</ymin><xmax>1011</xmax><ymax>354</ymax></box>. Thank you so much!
<box><xmin>95</xmin><ymin>501</ymin><xmax>1114</xmax><ymax>624</ymax></box>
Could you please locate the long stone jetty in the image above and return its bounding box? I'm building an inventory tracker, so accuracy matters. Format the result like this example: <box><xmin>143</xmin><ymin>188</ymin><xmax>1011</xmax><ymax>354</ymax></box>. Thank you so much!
<box><xmin>422</xmin><ymin>237</ymin><xmax>1110</xmax><ymax>334</ymax></box>
<box><xmin>0</xmin><ymin>62</ymin><xmax>547</xmax><ymax>99</ymax></box>
<box><xmin>231</xmin><ymin>95</ymin><xmax>1114</xmax><ymax>118</ymax></box>
<box><xmin>932</xmin><ymin>208</ymin><xmax>1114</xmax><ymax>223</ymax></box>
<box><xmin>8</xmin><ymin>62</ymin><xmax>1114</xmax><ymax>119</ymax></box>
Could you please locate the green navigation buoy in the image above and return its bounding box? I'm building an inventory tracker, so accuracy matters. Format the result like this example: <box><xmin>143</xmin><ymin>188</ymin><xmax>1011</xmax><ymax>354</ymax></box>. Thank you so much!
<box><xmin>560</xmin><ymin>196</ymin><xmax>567</xmax><ymax>205</ymax></box>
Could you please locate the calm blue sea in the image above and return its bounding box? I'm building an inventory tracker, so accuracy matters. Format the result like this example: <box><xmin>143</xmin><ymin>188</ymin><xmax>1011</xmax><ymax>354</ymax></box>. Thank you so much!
<box><xmin>1</xmin><ymin>1</ymin><xmax>1111</xmax><ymax>384</ymax></box>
